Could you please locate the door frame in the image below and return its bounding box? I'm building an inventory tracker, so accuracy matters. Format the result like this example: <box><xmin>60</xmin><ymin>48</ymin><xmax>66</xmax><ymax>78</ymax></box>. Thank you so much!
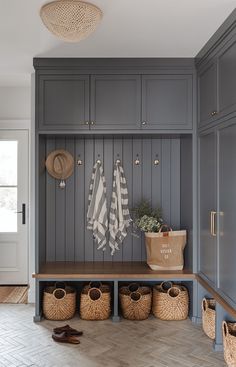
<box><xmin>0</xmin><ymin>119</ymin><xmax>32</xmax><ymax>295</ymax></box>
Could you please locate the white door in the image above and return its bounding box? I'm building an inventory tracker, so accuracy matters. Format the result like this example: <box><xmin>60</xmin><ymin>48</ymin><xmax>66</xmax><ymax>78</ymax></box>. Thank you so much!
<box><xmin>0</xmin><ymin>130</ymin><xmax>28</xmax><ymax>284</ymax></box>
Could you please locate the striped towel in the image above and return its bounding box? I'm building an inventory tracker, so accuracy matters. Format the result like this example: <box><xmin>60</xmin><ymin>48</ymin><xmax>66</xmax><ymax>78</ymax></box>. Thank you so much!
<box><xmin>109</xmin><ymin>163</ymin><xmax>132</xmax><ymax>255</ymax></box>
<box><xmin>87</xmin><ymin>162</ymin><xmax>108</xmax><ymax>251</ymax></box>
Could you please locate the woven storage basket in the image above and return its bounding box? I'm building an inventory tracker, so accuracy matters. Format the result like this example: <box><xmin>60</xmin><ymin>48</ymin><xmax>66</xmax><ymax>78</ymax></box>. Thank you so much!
<box><xmin>119</xmin><ymin>286</ymin><xmax>152</xmax><ymax>320</ymax></box>
<box><xmin>43</xmin><ymin>284</ymin><xmax>76</xmax><ymax>321</ymax></box>
<box><xmin>202</xmin><ymin>298</ymin><xmax>216</xmax><ymax>339</ymax></box>
<box><xmin>223</xmin><ymin>321</ymin><xmax>236</xmax><ymax>367</ymax></box>
<box><xmin>80</xmin><ymin>285</ymin><xmax>111</xmax><ymax>320</ymax></box>
<box><xmin>152</xmin><ymin>284</ymin><xmax>189</xmax><ymax>320</ymax></box>
<box><xmin>119</xmin><ymin>283</ymin><xmax>140</xmax><ymax>295</ymax></box>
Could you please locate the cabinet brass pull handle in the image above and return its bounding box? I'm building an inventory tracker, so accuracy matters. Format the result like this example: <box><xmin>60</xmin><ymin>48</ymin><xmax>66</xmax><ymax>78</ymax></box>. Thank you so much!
<box><xmin>142</xmin><ymin>121</ymin><xmax>147</xmax><ymax>125</ymax></box>
<box><xmin>85</xmin><ymin>121</ymin><xmax>89</xmax><ymax>125</ymax></box>
<box><xmin>90</xmin><ymin>121</ymin><xmax>95</xmax><ymax>126</ymax></box>
<box><xmin>210</xmin><ymin>211</ymin><xmax>217</xmax><ymax>236</ymax></box>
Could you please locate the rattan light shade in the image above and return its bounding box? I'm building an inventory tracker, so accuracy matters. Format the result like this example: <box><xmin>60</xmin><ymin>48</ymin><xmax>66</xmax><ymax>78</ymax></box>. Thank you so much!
<box><xmin>40</xmin><ymin>0</ymin><xmax>103</xmax><ymax>43</ymax></box>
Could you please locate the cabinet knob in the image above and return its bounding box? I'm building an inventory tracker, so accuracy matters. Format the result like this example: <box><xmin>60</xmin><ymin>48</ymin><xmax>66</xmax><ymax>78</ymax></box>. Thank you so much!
<box><xmin>90</xmin><ymin>121</ymin><xmax>95</xmax><ymax>126</ymax></box>
<box><xmin>85</xmin><ymin>121</ymin><xmax>89</xmax><ymax>125</ymax></box>
<box><xmin>211</xmin><ymin>111</ymin><xmax>217</xmax><ymax>116</ymax></box>
<box><xmin>142</xmin><ymin>121</ymin><xmax>147</xmax><ymax>126</ymax></box>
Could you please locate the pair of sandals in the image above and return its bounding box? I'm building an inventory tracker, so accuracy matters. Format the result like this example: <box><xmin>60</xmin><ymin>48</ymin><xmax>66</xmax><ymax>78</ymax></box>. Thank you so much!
<box><xmin>52</xmin><ymin>324</ymin><xmax>83</xmax><ymax>344</ymax></box>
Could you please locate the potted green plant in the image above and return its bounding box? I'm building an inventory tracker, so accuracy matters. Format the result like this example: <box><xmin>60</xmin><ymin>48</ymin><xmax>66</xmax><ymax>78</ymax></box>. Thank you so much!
<box><xmin>132</xmin><ymin>200</ymin><xmax>186</xmax><ymax>271</ymax></box>
<box><xmin>132</xmin><ymin>200</ymin><xmax>163</xmax><ymax>234</ymax></box>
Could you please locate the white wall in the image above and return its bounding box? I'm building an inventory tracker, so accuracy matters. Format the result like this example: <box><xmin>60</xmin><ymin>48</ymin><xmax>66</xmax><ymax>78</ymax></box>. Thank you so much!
<box><xmin>0</xmin><ymin>86</ymin><xmax>30</xmax><ymax>120</ymax></box>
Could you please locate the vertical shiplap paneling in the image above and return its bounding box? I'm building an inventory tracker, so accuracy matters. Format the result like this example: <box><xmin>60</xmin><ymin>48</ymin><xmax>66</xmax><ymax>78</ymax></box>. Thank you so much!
<box><xmin>161</xmin><ymin>139</ymin><xmax>171</xmax><ymax>226</ymax></box>
<box><xmin>44</xmin><ymin>136</ymin><xmax>182</xmax><ymax>262</ymax></box>
<box><xmin>132</xmin><ymin>138</ymin><xmax>142</xmax><ymax>261</ymax></box>
<box><xmin>55</xmin><ymin>138</ymin><xmax>66</xmax><ymax>261</ymax></box>
<box><xmin>122</xmin><ymin>138</ymin><xmax>133</xmax><ymax>261</ymax></box>
<box><xmin>75</xmin><ymin>138</ymin><xmax>85</xmax><ymax>261</ymax></box>
<box><xmin>46</xmin><ymin>138</ymin><xmax>56</xmax><ymax>261</ymax></box>
<box><xmin>84</xmin><ymin>138</ymin><xmax>95</xmax><ymax>261</ymax></box>
<box><xmin>151</xmin><ymin>138</ymin><xmax>162</xmax><ymax>208</ymax></box>
<box><xmin>112</xmin><ymin>138</ymin><xmax>123</xmax><ymax>262</ymax></box>
<box><xmin>141</xmin><ymin>139</ymin><xmax>152</xmax><ymax>260</ymax></box>
<box><xmin>65</xmin><ymin>137</ymin><xmax>75</xmax><ymax>261</ymax></box>
<box><xmin>94</xmin><ymin>138</ymin><xmax>104</xmax><ymax>261</ymax></box>
<box><xmin>103</xmin><ymin>138</ymin><xmax>113</xmax><ymax>260</ymax></box>
<box><xmin>38</xmin><ymin>137</ymin><xmax>46</xmax><ymax>265</ymax></box>
<box><xmin>170</xmin><ymin>139</ymin><xmax>180</xmax><ymax>229</ymax></box>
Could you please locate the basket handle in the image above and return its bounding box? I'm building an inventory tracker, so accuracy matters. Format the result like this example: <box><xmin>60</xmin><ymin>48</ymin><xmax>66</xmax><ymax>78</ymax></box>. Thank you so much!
<box><xmin>128</xmin><ymin>283</ymin><xmax>140</xmax><ymax>293</ymax></box>
<box><xmin>88</xmin><ymin>287</ymin><xmax>102</xmax><ymax>301</ymax></box>
<box><xmin>159</xmin><ymin>225</ymin><xmax>172</xmax><ymax>233</ymax></box>
<box><xmin>160</xmin><ymin>281</ymin><xmax>173</xmax><ymax>292</ymax></box>
<box><xmin>130</xmin><ymin>291</ymin><xmax>142</xmax><ymax>302</ymax></box>
<box><xmin>55</xmin><ymin>281</ymin><xmax>66</xmax><ymax>290</ymax></box>
<box><xmin>52</xmin><ymin>288</ymin><xmax>66</xmax><ymax>300</ymax></box>
<box><xmin>88</xmin><ymin>281</ymin><xmax>102</xmax><ymax>289</ymax></box>
<box><xmin>202</xmin><ymin>297</ymin><xmax>208</xmax><ymax>312</ymax></box>
<box><xmin>222</xmin><ymin>321</ymin><xmax>229</xmax><ymax>337</ymax></box>
<box><xmin>167</xmin><ymin>287</ymin><xmax>181</xmax><ymax>298</ymax></box>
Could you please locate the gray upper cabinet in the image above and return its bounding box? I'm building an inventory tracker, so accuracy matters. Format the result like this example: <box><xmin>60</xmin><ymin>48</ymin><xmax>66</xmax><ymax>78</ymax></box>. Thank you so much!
<box><xmin>141</xmin><ymin>75</ymin><xmax>193</xmax><ymax>130</ymax></box>
<box><xmin>198</xmin><ymin>35</ymin><xmax>236</xmax><ymax>130</ymax></box>
<box><xmin>90</xmin><ymin>75</ymin><xmax>141</xmax><ymax>130</ymax></box>
<box><xmin>38</xmin><ymin>75</ymin><xmax>90</xmax><ymax>130</ymax></box>
<box><xmin>218</xmin><ymin>38</ymin><xmax>236</xmax><ymax>117</ymax></box>
<box><xmin>218</xmin><ymin>121</ymin><xmax>236</xmax><ymax>305</ymax></box>
<box><xmin>199</xmin><ymin>131</ymin><xmax>217</xmax><ymax>287</ymax></box>
<box><xmin>198</xmin><ymin>62</ymin><xmax>218</xmax><ymax>127</ymax></box>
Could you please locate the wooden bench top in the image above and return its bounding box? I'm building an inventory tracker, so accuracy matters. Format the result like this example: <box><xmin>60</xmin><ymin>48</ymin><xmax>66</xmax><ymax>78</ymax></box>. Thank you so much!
<box><xmin>196</xmin><ymin>274</ymin><xmax>236</xmax><ymax>319</ymax></box>
<box><xmin>33</xmin><ymin>261</ymin><xmax>196</xmax><ymax>280</ymax></box>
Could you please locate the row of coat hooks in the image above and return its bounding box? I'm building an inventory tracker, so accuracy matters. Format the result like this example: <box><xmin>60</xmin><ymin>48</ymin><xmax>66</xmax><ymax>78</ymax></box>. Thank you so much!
<box><xmin>77</xmin><ymin>154</ymin><xmax>160</xmax><ymax>166</ymax></box>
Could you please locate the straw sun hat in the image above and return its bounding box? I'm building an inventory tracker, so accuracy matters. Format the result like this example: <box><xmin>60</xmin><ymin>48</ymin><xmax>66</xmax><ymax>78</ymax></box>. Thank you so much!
<box><xmin>45</xmin><ymin>149</ymin><xmax>74</xmax><ymax>180</ymax></box>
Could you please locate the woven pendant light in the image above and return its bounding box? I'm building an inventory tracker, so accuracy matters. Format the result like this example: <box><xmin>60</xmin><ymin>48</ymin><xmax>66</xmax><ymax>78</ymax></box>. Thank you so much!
<box><xmin>40</xmin><ymin>0</ymin><xmax>103</xmax><ymax>43</ymax></box>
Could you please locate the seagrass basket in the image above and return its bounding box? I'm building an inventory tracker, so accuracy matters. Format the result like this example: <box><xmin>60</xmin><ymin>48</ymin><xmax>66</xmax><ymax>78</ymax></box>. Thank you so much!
<box><xmin>202</xmin><ymin>298</ymin><xmax>216</xmax><ymax>339</ymax></box>
<box><xmin>152</xmin><ymin>283</ymin><xmax>189</xmax><ymax>320</ymax></box>
<box><xmin>80</xmin><ymin>284</ymin><xmax>111</xmax><ymax>320</ymax></box>
<box><xmin>43</xmin><ymin>283</ymin><xmax>76</xmax><ymax>321</ymax></box>
<box><xmin>223</xmin><ymin>321</ymin><xmax>236</xmax><ymax>367</ymax></box>
<box><xmin>119</xmin><ymin>282</ymin><xmax>140</xmax><ymax>295</ymax></box>
<box><xmin>119</xmin><ymin>286</ymin><xmax>152</xmax><ymax>320</ymax></box>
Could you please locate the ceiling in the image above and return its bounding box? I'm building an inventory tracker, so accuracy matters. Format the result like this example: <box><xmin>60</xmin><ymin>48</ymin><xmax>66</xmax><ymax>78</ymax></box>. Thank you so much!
<box><xmin>0</xmin><ymin>0</ymin><xmax>236</xmax><ymax>86</ymax></box>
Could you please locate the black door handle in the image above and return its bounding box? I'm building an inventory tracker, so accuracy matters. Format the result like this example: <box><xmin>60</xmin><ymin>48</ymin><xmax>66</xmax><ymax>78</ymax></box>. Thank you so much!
<box><xmin>15</xmin><ymin>203</ymin><xmax>26</xmax><ymax>224</ymax></box>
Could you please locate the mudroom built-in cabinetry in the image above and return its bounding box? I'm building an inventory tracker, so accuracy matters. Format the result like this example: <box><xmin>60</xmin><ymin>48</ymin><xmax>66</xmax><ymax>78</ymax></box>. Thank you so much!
<box><xmin>34</xmin><ymin>58</ymin><xmax>197</xmax><ymax>322</ymax></box>
<box><xmin>33</xmin><ymin>10</ymin><xmax>236</xmax><ymax>352</ymax></box>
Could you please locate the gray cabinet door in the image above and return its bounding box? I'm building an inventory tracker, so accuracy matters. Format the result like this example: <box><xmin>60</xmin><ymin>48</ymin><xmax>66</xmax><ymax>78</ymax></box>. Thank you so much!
<box><xmin>141</xmin><ymin>75</ymin><xmax>192</xmax><ymax>130</ymax></box>
<box><xmin>198</xmin><ymin>62</ymin><xmax>218</xmax><ymax>128</ymax></box>
<box><xmin>218</xmin><ymin>122</ymin><xmax>236</xmax><ymax>305</ymax></box>
<box><xmin>219</xmin><ymin>38</ymin><xmax>236</xmax><ymax>117</ymax></box>
<box><xmin>90</xmin><ymin>75</ymin><xmax>141</xmax><ymax>130</ymax></box>
<box><xmin>199</xmin><ymin>131</ymin><xmax>217</xmax><ymax>286</ymax></box>
<box><xmin>38</xmin><ymin>75</ymin><xmax>90</xmax><ymax>130</ymax></box>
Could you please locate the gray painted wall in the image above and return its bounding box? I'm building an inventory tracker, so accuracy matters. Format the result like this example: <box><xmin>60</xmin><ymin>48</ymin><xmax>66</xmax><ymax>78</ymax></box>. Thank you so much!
<box><xmin>38</xmin><ymin>136</ymin><xmax>187</xmax><ymax>263</ymax></box>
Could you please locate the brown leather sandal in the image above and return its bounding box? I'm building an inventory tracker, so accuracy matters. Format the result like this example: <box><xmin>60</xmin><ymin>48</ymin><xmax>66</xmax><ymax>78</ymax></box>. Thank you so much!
<box><xmin>53</xmin><ymin>325</ymin><xmax>83</xmax><ymax>336</ymax></box>
<box><xmin>52</xmin><ymin>331</ymin><xmax>80</xmax><ymax>344</ymax></box>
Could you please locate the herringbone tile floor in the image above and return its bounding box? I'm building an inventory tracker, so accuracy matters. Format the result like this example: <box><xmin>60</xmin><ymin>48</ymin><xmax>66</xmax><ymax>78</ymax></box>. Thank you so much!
<box><xmin>0</xmin><ymin>304</ymin><xmax>226</xmax><ymax>367</ymax></box>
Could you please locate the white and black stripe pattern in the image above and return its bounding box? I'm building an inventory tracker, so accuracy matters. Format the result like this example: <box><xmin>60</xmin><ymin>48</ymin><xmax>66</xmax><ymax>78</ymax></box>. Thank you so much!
<box><xmin>87</xmin><ymin>162</ymin><xmax>108</xmax><ymax>251</ymax></box>
<box><xmin>109</xmin><ymin>163</ymin><xmax>132</xmax><ymax>255</ymax></box>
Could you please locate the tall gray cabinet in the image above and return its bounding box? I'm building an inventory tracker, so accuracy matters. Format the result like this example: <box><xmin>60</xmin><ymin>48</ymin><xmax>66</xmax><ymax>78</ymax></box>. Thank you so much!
<box><xmin>197</xmin><ymin>11</ymin><xmax>236</xmax><ymax>309</ymax></box>
<box><xmin>199</xmin><ymin>130</ymin><xmax>217</xmax><ymax>287</ymax></box>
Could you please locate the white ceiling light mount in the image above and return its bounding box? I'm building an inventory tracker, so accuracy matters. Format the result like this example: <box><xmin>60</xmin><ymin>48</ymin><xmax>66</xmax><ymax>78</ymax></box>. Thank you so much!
<box><xmin>40</xmin><ymin>0</ymin><xmax>103</xmax><ymax>43</ymax></box>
